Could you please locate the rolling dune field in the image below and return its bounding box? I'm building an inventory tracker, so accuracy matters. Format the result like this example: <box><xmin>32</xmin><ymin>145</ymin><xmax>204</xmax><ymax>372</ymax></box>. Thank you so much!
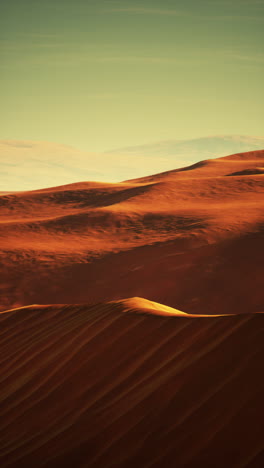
<box><xmin>0</xmin><ymin>150</ymin><xmax>263</xmax><ymax>314</ymax></box>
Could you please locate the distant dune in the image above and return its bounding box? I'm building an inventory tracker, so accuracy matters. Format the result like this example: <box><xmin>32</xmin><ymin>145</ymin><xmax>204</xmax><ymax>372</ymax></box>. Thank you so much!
<box><xmin>110</xmin><ymin>134</ymin><xmax>264</xmax><ymax>159</ymax></box>
<box><xmin>0</xmin><ymin>149</ymin><xmax>263</xmax><ymax>314</ymax></box>
<box><xmin>0</xmin><ymin>140</ymin><xmax>182</xmax><ymax>191</ymax></box>
<box><xmin>1</xmin><ymin>135</ymin><xmax>264</xmax><ymax>191</ymax></box>
<box><xmin>1</xmin><ymin>299</ymin><xmax>264</xmax><ymax>467</ymax></box>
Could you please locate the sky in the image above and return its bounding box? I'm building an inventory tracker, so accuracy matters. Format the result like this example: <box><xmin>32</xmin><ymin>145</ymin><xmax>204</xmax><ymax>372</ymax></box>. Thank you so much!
<box><xmin>0</xmin><ymin>0</ymin><xmax>264</xmax><ymax>152</ymax></box>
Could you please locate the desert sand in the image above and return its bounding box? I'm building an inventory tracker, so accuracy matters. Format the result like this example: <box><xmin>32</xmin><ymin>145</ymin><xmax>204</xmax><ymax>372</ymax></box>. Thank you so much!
<box><xmin>1</xmin><ymin>299</ymin><xmax>264</xmax><ymax>467</ymax></box>
<box><xmin>1</xmin><ymin>149</ymin><xmax>264</xmax><ymax>467</ymax></box>
<box><xmin>0</xmin><ymin>149</ymin><xmax>263</xmax><ymax>314</ymax></box>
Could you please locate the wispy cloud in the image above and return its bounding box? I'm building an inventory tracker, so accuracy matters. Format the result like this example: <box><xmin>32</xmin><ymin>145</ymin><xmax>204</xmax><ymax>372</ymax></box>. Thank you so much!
<box><xmin>94</xmin><ymin>55</ymin><xmax>177</xmax><ymax>64</ymax></box>
<box><xmin>106</xmin><ymin>5</ymin><xmax>263</xmax><ymax>20</ymax></box>
<box><xmin>1</xmin><ymin>51</ymin><xmax>263</xmax><ymax>70</ymax></box>
<box><xmin>207</xmin><ymin>0</ymin><xmax>264</xmax><ymax>5</ymax></box>
<box><xmin>223</xmin><ymin>52</ymin><xmax>264</xmax><ymax>64</ymax></box>
<box><xmin>208</xmin><ymin>14</ymin><xmax>264</xmax><ymax>21</ymax></box>
<box><xmin>107</xmin><ymin>7</ymin><xmax>185</xmax><ymax>16</ymax></box>
<box><xmin>0</xmin><ymin>42</ymin><xmax>66</xmax><ymax>52</ymax></box>
<box><xmin>92</xmin><ymin>49</ymin><xmax>264</xmax><ymax>66</ymax></box>
<box><xmin>0</xmin><ymin>39</ymin><xmax>116</xmax><ymax>54</ymax></box>
<box><xmin>85</xmin><ymin>93</ymin><xmax>118</xmax><ymax>100</ymax></box>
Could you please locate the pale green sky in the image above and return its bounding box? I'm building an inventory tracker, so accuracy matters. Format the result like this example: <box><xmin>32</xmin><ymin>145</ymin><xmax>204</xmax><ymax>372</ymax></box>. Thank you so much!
<box><xmin>0</xmin><ymin>0</ymin><xmax>263</xmax><ymax>151</ymax></box>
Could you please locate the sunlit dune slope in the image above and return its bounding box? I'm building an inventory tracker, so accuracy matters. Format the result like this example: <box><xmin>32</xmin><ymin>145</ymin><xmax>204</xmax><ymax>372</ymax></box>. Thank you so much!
<box><xmin>0</xmin><ymin>150</ymin><xmax>264</xmax><ymax>313</ymax></box>
<box><xmin>0</xmin><ymin>299</ymin><xmax>264</xmax><ymax>467</ymax></box>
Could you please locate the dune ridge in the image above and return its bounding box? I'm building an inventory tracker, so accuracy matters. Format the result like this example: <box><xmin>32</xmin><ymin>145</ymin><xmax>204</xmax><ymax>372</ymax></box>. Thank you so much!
<box><xmin>0</xmin><ymin>299</ymin><xmax>264</xmax><ymax>467</ymax></box>
<box><xmin>1</xmin><ymin>297</ymin><xmax>225</xmax><ymax>318</ymax></box>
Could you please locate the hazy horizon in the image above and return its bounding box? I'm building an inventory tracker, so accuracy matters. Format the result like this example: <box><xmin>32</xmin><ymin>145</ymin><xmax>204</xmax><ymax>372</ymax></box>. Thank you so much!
<box><xmin>1</xmin><ymin>0</ymin><xmax>264</xmax><ymax>152</ymax></box>
<box><xmin>1</xmin><ymin>134</ymin><xmax>264</xmax><ymax>191</ymax></box>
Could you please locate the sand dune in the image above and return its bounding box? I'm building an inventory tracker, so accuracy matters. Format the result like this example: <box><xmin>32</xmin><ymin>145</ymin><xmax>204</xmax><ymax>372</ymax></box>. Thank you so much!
<box><xmin>0</xmin><ymin>299</ymin><xmax>264</xmax><ymax>467</ymax></box>
<box><xmin>0</xmin><ymin>149</ymin><xmax>263</xmax><ymax>314</ymax></box>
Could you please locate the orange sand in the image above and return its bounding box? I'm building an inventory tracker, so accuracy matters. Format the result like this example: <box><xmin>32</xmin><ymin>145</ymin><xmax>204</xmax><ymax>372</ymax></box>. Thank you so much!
<box><xmin>0</xmin><ymin>149</ymin><xmax>263</xmax><ymax>314</ymax></box>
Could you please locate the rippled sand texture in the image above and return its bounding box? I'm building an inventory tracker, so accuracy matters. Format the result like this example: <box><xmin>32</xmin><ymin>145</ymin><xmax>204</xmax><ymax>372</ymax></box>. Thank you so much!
<box><xmin>1</xmin><ymin>300</ymin><xmax>264</xmax><ymax>467</ymax></box>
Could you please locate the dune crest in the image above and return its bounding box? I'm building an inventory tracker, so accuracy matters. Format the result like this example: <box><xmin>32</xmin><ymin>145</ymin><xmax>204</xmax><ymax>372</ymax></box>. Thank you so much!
<box><xmin>110</xmin><ymin>297</ymin><xmax>224</xmax><ymax>317</ymax></box>
<box><xmin>1</xmin><ymin>297</ymin><xmax>224</xmax><ymax>318</ymax></box>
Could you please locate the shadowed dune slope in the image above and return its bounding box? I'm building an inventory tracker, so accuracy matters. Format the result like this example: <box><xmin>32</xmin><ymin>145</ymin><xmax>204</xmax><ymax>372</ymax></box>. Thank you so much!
<box><xmin>0</xmin><ymin>299</ymin><xmax>264</xmax><ymax>467</ymax></box>
<box><xmin>0</xmin><ymin>150</ymin><xmax>264</xmax><ymax>313</ymax></box>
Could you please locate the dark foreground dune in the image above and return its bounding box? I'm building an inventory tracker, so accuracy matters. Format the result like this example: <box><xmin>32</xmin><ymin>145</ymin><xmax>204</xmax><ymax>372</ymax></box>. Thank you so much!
<box><xmin>1</xmin><ymin>298</ymin><xmax>264</xmax><ymax>467</ymax></box>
